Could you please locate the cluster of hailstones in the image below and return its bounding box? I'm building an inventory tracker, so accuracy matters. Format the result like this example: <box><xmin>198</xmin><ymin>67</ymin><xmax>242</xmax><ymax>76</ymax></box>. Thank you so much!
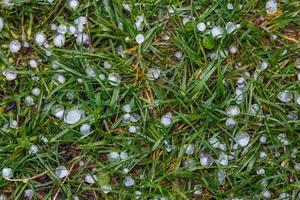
<box><xmin>1</xmin><ymin>0</ymin><xmax>300</xmax><ymax>199</ymax></box>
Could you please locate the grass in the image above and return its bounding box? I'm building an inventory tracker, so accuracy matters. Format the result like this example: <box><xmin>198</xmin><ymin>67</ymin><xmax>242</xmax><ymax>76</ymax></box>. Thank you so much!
<box><xmin>0</xmin><ymin>0</ymin><xmax>300</xmax><ymax>199</ymax></box>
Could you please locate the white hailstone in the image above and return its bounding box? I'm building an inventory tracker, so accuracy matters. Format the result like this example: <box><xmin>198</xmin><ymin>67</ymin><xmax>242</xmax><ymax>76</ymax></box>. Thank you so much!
<box><xmin>260</xmin><ymin>151</ymin><xmax>267</xmax><ymax>159</ymax></box>
<box><xmin>45</xmin><ymin>50</ymin><xmax>52</xmax><ymax>57</ymax></box>
<box><xmin>182</xmin><ymin>16</ymin><xmax>193</xmax><ymax>25</ymax></box>
<box><xmin>85</xmin><ymin>174</ymin><xmax>97</xmax><ymax>184</ymax></box>
<box><xmin>29</xmin><ymin>59</ymin><xmax>38</xmax><ymax>68</ymax></box>
<box><xmin>53</xmin><ymin>74</ymin><xmax>66</xmax><ymax>84</ymax></box>
<box><xmin>123</xmin><ymin>176</ymin><xmax>135</xmax><ymax>187</ymax></box>
<box><xmin>249</xmin><ymin>104</ymin><xmax>260</xmax><ymax>115</ymax></box>
<box><xmin>225</xmin><ymin>118</ymin><xmax>237</xmax><ymax>129</ymax></box>
<box><xmin>57</xmin><ymin>24</ymin><xmax>67</xmax><ymax>34</ymax></box>
<box><xmin>68</xmin><ymin>0</ymin><xmax>79</xmax><ymax>10</ymax></box>
<box><xmin>209</xmin><ymin>137</ymin><xmax>220</xmax><ymax>149</ymax></box>
<box><xmin>85</xmin><ymin>67</ymin><xmax>96</xmax><ymax>78</ymax></box>
<box><xmin>218</xmin><ymin>142</ymin><xmax>227</xmax><ymax>151</ymax></box>
<box><xmin>2</xmin><ymin>69</ymin><xmax>17</xmax><ymax>81</ymax></box>
<box><xmin>120</xmin><ymin>151</ymin><xmax>128</xmax><ymax>160</ymax></box>
<box><xmin>287</xmin><ymin>112</ymin><xmax>298</xmax><ymax>120</ymax></box>
<box><xmin>135</xmin><ymin>15</ymin><xmax>144</xmax><ymax>31</ymax></box>
<box><xmin>175</xmin><ymin>51</ymin><xmax>183</xmax><ymax>60</ymax></box>
<box><xmin>294</xmin><ymin>163</ymin><xmax>300</xmax><ymax>171</ymax></box>
<box><xmin>277</xmin><ymin>133</ymin><xmax>289</xmax><ymax>145</ymax></box>
<box><xmin>196</xmin><ymin>22</ymin><xmax>206</xmax><ymax>32</ymax></box>
<box><xmin>80</xmin><ymin>123</ymin><xmax>91</xmax><ymax>135</ymax></box>
<box><xmin>257</xmin><ymin>168</ymin><xmax>265</xmax><ymax>175</ymax></box>
<box><xmin>9</xmin><ymin>40</ymin><xmax>21</xmax><ymax>53</ymax></box>
<box><xmin>262</xmin><ymin>191</ymin><xmax>271</xmax><ymax>199</ymax></box>
<box><xmin>0</xmin><ymin>17</ymin><xmax>4</xmax><ymax>32</ymax></box>
<box><xmin>123</xmin><ymin>113</ymin><xmax>132</xmax><ymax>123</ymax></box>
<box><xmin>229</xmin><ymin>44</ymin><xmax>238</xmax><ymax>54</ymax></box>
<box><xmin>2</xmin><ymin>167</ymin><xmax>13</xmax><ymax>179</ymax></box>
<box><xmin>211</xmin><ymin>26</ymin><xmax>224</xmax><ymax>38</ymax></box>
<box><xmin>53</xmin><ymin>34</ymin><xmax>65</xmax><ymax>47</ymax></box>
<box><xmin>185</xmin><ymin>144</ymin><xmax>195</xmax><ymax>155</ymax></box>
<box><xmin>130</xmin><ymin>113</ymin><xmax>140</xmax><ymax>122</ymax></box>
<box><xmin>147</xmin><ymin>68</ymin><xmax>161</xmax><ymax>80</ymax></box>
<box><xmin>74</xmin><ymin>16</ymin><xmax>88</xmax><ymax>25</ymax></box>
<box><xmin>51</xmin><ymin>60</ymin><xmax>60</xmax><ymax>69</ymax></box>
<box><xmin>40</xmin><ymin>135</ymin><xmax>48</xmax><ymax>143</ymax></box>
<box><xmin>227</xmin><ymin>3</ymin><xmax>234</xmax><ymax>10</ymax></box>
<box><xmin>271</xmin><ymin>34</ymin><xmax>278</xmax><ymax>40</ymax></box>
<box><xmin>135</xmin><ymin>34</ymin><xmax>145</xmax><ymax>44</ymax></box>
<box><xmin>31</xmin><ymin>87</ymin><xmax>41</xmax><ymax>96</ymax></box>
<box><xmin>184</xmin><ymin>158</ymin><xmax>196</xmax><ymax>168</ymax></box>
<box><xmin>55</xmin><ymin>166</ymin><xmax>69</xmax><ymax>179</ymax></box>
<box><xmin>108</xmin><ymin>73</ymin><xmax>121</xmax><ymax>86</ymax></box>
<box><xmin>108</xmin><ymin>152</ymin><xmax>120</xmax><ymax>162</ymax></box>
<box><xmin>73</xmin><ymin>196</ymin><xmax>80</xmax><ymax>200</ymax></box>
<box><xmin>277</xmin><ymin>91</ymin><xmax>293</xmax><ymax>103</ymax></box>
<box><xmin>235</xmin><ymin>132</ymin><xmax>250</xmax><ymax>147</ymax></box>
<box><xmin>266</xmin><ymin>0</ymin><xmax>277</xmax><ymax>14</ymax></box>
<box><xmin>25</xmin><ymin>96</ymin><xmax>35</xmax><ymax>106</ymax></box>
<box><xmin>258</xmin><ymin>61</ymin><xmax>268</xmax><ymax>71</ymax></box>
<box><xmin>24</xmin><ymin>189</ymin><xmax>33</xmax><ymax>199</ymax></box>
<box><xmin>122</xmin><ymin>104</ymin><xmax>131</xmax><ymax>113</ymax></box>
<box><xmin>129</xmin><ymin>126</ymin><xmax>137</xmax><ymax>133</ymax></box>
<box><xmin>77</xmin><ymin>24</ymin><xmax>85</xmax><ymax>33</ymax></box>
<box><xmin>226</xmin><ymin>22</ymin><xmax>239</xmax><ymax>34</ymax></box>
<box><xmin>99</xmin><ymin>73</ymin><xmax>106</xmax><ymax>80</ymax></box>
<box><xmin>279</xmin><ymin>192</ymin><xmax>290</xmax><ymax>200</ymax></box>
<box><xmin>218</xmin><ymin>153</ymin><xmax>229</xmax><ymax>166</ymax></box>
<box><xmin>23</xmin><ymin>41</ymin><xmax>29</xmax><ymax>48</ymax></box>
<box><xmin>226</xmin><ymin>105</ymin><xmax>240</xmax><ymax>117</ymax></box>
<box><xmin>218</xmin><ymin>170</ymin><xmax>226</xmax><ymax>185</ymax></box>
<box><xmin>296</xmin><ymin>96</ymin><xmax>300</xmax><ymax>105</ymax></box>
<box><xmin>76</xmin><ymin>33</ymin><xmax>89</xmax><ymax>45</ymax></box>
<box><xmin>29</xmin><ymin>144</ymin><xmax>38</xmax><ymax>154</ymax></box>
<box><xmin>194</xmin><ymin>185</ymin><xmax>202</xmax><ymax>195</ymax></box>
<box><xmin>118</xmin><ymin>22</ymin><xmax>124</xmax><ymax>30</ymax></box>
<box><xmin>199</xmin><ymin>154</ymin><xmax>214</xmax><ymax>166</ymax></box>
<box><xmin>297</xmin><ymin>73</ymin><xmax>300</xmax><ymax>81</ymax></box>
<box><xmin>64</xmin><ymin>109</ymin><xmax>82</xmax><ymax>124</ymax></box>
<box><xmin>161</xmin><ymin>114</ymin><xmax>172</xmax><ymax>127</ymax></box>
<box><xmin>68</xmin><ymin>25</ymin><xmax>76</xmax><ymax>35</ymax></box>
<box><xmin>52</xmin><ymin>105</ymin><xmax>65</xmax><ymax>119</ymax></box>
<box><xmin>259</xmin><ymin>135</ymin><xmax>267</xmax><ymax>144</ymax></box>
<box><xmin>103</xmin><ymin>60</ymin><xmax>112</xmax><ymax>69</ymax></box>
<box><xmin>9</xmin><ymin>120</ymin><xmax>18</xmax><ymax>129</ymax></box>
<box><xmin>34</xmin><ymin>32</ymin><xmax>47</xmax><ymax>45</ymax></box>
<box><xmin>50</xmin><ymin>23</ymin><xmax>57</xmax><ymax>31</ymax></box>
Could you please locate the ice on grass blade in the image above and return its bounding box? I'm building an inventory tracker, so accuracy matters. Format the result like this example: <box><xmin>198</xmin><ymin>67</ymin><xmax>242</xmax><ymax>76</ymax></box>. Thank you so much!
<box><xmin>226</xmin><ymin>22</ymin><xmax>239</xmax><ymax>34</ymax></box>
<box><xmin>277</xmin><ymin>91</ymin><xmax>293</xmax><ymax>103</ymax></box>
<box><xmin>235</xmin><ymin>132</ymin><xmax>250</xmax><ymax>147</ymax></box>
<box><xmin>211</xmin><ymin>26</ymin><xmax>224</xmax><ymax>38</ymax></box>
<box><xmin>194</xmin><ymin>185</ymin><xmax>202</xmax><ymax>195</ymax></box>
<box><xmin>135</xmin><ymin>15</ymin><xmax>144</xmax><ymax>31</ymax></box>
<box><xmin>86</xmin><ymin>67</ymin><xmax>96</xmax><ymax>78</ymax></box>
<box><xmin>76</xmin><ymin>33</ymin><xmax>89</xmax><ymax>45</ymax></box>
<box><xmin>2</xmin><ymin>69</ymin><xmax>17</xmax><ymax>81</ymax></box>
<box><xmin>147</xmin><ymin>67</ymin><xmax>161</xmax><ymax>80</ymax></box>
<box><xmin>266</xmin><ymin>0</ymin><xmax>277</xmax><ymax>14</ymax></box>
<box><xmin>85</xmin><ymin>174</ymin><xmax>97</xmax><ymax>184</ymax></box>
<box><xmin>80</xmin><ymin>123</ymin><xmax>91</xmax><ymax>136</ymax></box>
<box><xmin>209</xmin><ymin>137</ymin><xmax>220</xmax><ymax>149</ymax></box>
<box><xmin>9</xmin><ymin>40</ymin><xmax>21</xmax><ymax>53</ymax></box>
<box><xmin>135</xmin><ymin>34</ymin><xmax>145</xmax><ymax>44</ymax></box>
<box><xmin>55</xmin><ymin>166</ymin><xmax>69</xmax><ymax>179</ymax></box>
<box><xmin>108</xmin><ymin>73</ymin><xmax>121</xmax><ymax>86</ymax></box>
<box><xmin>2</xmin><ymin>168</ymin><xmax>13</xmax><ymax>179</ymax></box>
<box><xmin>123</xmin><ymin>176</ymin><xmax>135</xmax><ymax>187</ymax></box>
<box><xmin>29</xmin><ymin>144</ymin><xmax>38</xmax><ymax>154</ymax></box>
<box><xmin>64</xmin><ymin>109</ymin><xmax>82</xmax><ymax>124</ymax></box>
<box><xmin>199</xmin><ymin>153</ymin><xmax>214</xmax><ymax>166</ymax></box>
<box><xmin>218</xmin><ymin>170</ymin><xmax>226</xmax><ymax>185</ymax></box>
<box><xmin>218</xmin><ymin>153</ymin><xmax>229</xmax><ymax>166</ymax></box>
<box><xmin>277</xmin><ymin>133</ymin><xmax>289</xmax><ymax>146</ymax></box>
<box><xmin>196</xmin><ymin>22</ymin><xmax>206</xmax><ymax>32</ymax></box>
<box><xmin>249</xmin><ymin>104</ymin><xmax>260</xmax><ymax>116</ymax></box>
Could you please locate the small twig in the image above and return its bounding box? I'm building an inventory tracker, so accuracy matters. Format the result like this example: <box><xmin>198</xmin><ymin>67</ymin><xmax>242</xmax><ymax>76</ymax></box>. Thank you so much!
<box><xmin>6</xmin><ymin>170</ymin><xmax>49</xmax><ymax>183</ymax></box>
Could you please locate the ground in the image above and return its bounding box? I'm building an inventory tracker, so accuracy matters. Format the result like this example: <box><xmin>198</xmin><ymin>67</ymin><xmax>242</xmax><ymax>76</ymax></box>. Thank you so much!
<box><xmin>0</xmin><ymin>0</ymin><xmax>300</xmax><ymax>199</ymax></box>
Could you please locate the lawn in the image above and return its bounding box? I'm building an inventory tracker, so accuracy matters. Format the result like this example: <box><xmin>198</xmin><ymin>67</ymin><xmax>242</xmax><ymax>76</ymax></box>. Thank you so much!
<box><xmin>0</xmin><ymin>0</ymin><xmax>300</xmax><ymax>199</ymax></box>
